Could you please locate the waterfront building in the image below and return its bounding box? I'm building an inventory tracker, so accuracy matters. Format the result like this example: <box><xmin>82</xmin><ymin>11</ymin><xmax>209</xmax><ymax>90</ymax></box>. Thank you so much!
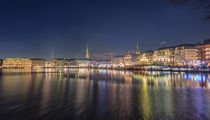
<box><xmin>112</xmin><ymin>55</ymin><xmax>124</xmax><ymax>67</ymax></box>
<box><xmin>50</xmin><ymin>58</ymin><xmax>81</xmax><ymax>68</ymax></box>
<box><xmin>174</xmin><ymin>44</ymin><xmax>199</xmax><ymax>66</ymax></box>
<box><xmin>136</xmin><ymin>50</ymin><xmax>153</xmax><ymax>65</ymax></box>
<box><xmin>52</xmin><ymin>58</ymin><xmax>65</xmax><ymax>67</ymax></box>
<box><xmin>3</xmin><ymin>57</ymin><xmax>32</xmax><ymax>68</ymax></box>
<box><xmin>67</xmin><ymin>58</ymin><xmax>79</xmax><ymax>67</ymax></box>
<box><xmin>131</xmin><ymin>54</ymin><xmax>139</xmax><ymax>65</ymax></box>
<box><xmin>153</xmin><ymin>47</ymin><xmax>175</xmax><ymax>66</ymax></box>
<box><xmin>95</xmin><ymin>60</ymin><xmax>111</xmax><ymax>68</ymax></box>
<box><xmin>45</xmin><ymin>60</ymin><xmax>52</xmax><ymax>68</ymax></box>
<box><xmin>196</xmin><ymin>39</ymin><xmax>210</xmax><ymax>66</ymax></box>
<box><xmin>124</xmin><ymin>54</ymin><xmax>133</xmax><ymax>67</ymax></box>
<box><xmin>31</xmin><ymin>58</ymin><xmax>45</xmax><ymax>69</ymax></box>
<box><xmin>77</xmin><ymin>58</ymin><xmax>93</xmax><ymax>67</ymax></box>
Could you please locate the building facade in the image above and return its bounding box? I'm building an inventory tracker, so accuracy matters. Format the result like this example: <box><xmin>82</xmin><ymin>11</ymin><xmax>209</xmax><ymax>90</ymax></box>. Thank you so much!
<box><xmin>112</xmin><ymin>55</ymin><xmax>124</xmax><ymax>67</ymax></box>
<box><xmin>124</xmin><ymin>54</ymin><xmax>133</xmax><ymax>67</ymax></box>
<box><xmin>31</xmin><ymin>58</ymin><xmax>45</xmax><ymax>69</ymax></box>
<box><xmin>174</xmin><ymin>45</ymin><xmax>199</xmax><ymax>66</ymax></box>
<box><xmin>3</xmin><ymin>58</ymin><xmax>32</xmax><ymax>68</ymax></box>
<box><xmin>196</xmin><ymin>39</ymin><xmax>210</xmax><ymax>66</ymax></box>
<box><xmin>153</xmin><ymin>47</ymin><xmax>175</xmax><ymax>66</ymax></box>
<box><xmin>136</xmin><ymin>50</ymin><xmax>153</xmax><ymax>65</ymax></box>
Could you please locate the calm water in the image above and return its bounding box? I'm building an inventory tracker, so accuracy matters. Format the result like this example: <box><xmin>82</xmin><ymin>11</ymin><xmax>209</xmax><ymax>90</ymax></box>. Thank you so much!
<box><xmin>0</xmin><ymin>68</ymin><xmax>210</xmax><ymax>120</ymax></box>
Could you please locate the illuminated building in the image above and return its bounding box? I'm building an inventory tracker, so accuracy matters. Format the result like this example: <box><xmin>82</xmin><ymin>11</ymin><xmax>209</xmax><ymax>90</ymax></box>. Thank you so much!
<box><xmin>174</xmin><ymin>44</ymin><xmax>199</xmax><ymax>66</ymax></box>
<box><xmin>45</xmin><ymin>60</ymin><xmax>52</xmax><ymax>68</ymax></box>
<box><xmin>50</xmin><ymin>58</ymin><xmax>85</xmax><ymax>68</ymax></box>
<box><xmin>112</xmin><ymin>55</ymin><xmax>124</xmax><ymax>67</ymax></box>
<box><xmin>196</xmin><ymin>39</ymin><xmax>210</xmax><ymax>66</ymax></box>
<box><xmin>3</xmin><ymin>57</ymin><xmax>32</xmax><ymax>68</ymax></box>
<box><xmin>124</xmin><ymin>54</ymin><xmax>133</xmax><ymax>67</ymax></box>
<box><xmin>136</xmin><ymin>50</ymin><xmax>153</xmax><ymax>65</ymax></box>
<box><xmin>52</xmin><ymin>58</ymin><xmax>65</xmax><ymax>67</ymax></box>
<box><xmin>95</xmin><ymin>60</ymin><xmax>111</xmax><ymax>68</ymax></box>
<box><xmin>51</xmin><ymin>58</ymin><xmax>77</xmax><ymax>67</ymax></box>
<box><xmin>68</xmin><ymin>58</ymin><xmax>80</xmax><ymax>67</ymax></box>
<box><xmin>153</xmin><ymin>47</ymin><xmax>175</xmax><ymax>65</ymax></box>
<box><xmin>77</xmin><ymin>58</ymin><xmax>93</xmax><ymax>67</ymax></box>
<box><xmin>31</xmin><ymin>58</ymin><xmax>45</xmax><ymax>69</ymax></box>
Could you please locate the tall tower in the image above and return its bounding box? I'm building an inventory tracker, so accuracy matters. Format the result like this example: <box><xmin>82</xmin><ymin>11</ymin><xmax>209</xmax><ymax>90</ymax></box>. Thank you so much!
<box><xmin>86</xmin><ymin>44</ymin><xmax>89</xmax><ymax>59</ymax></box>
<box><xmin>136</xmin><ymin>40</ymin><xmax>140</xmax><ymax>54</ymax></box>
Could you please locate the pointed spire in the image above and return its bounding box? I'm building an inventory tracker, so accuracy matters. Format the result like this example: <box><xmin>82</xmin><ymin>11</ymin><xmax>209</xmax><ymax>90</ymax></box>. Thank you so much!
<box><xmin>136</xmin><ymin>40</ymin><xmax>140</xmax><ymax>54</ymax></box>
<box><xmin>136</xmin><ymin>40</ymin><xmax>139</xmax><ymax>51</ymax></box>
<box><xmin>86</xmin><ymin>44</ymin><xmax>89</xmax><ymax>59</ymax></box>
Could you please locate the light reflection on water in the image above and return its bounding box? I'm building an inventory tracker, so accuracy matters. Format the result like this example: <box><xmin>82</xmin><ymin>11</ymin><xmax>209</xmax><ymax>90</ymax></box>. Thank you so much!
<box><xmin>0</xmin><ymin>68</ymin><xmax>210</xmax><ymax>120</ymax></box>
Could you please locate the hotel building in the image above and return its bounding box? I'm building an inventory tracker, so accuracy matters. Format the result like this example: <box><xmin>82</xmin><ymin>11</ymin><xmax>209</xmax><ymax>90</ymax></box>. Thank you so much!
<box><xmin>196</xmin><ymin>39</ymin><xmax>210</xmax><ymax>66</ymax></box>
<box><xmin>174</xmin><ymin>44</ymin><xmax>199</xmax><ymax>66</ymax></box>
<box><xmin>152</xmin><ymin>47</ymin><xmax>175</xmax><ymax>66</ymax></box>
<box><xmin>3</xmin><ymin>58</ymin><xmax>32</xmax><ymax>68</ymax></box>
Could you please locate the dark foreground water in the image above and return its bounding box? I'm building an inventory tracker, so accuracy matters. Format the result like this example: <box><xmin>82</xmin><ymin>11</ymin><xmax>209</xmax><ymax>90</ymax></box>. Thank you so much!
<box><xmin>0</xmin><ymin>68</ymin><xmax>210</xmax><ymax>120</ymax></box>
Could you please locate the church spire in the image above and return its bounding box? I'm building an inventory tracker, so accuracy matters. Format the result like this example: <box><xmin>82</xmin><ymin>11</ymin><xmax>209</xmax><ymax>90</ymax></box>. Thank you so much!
<box><xmin>136</xmin><ymin>40</ymin><xmax>139</xmax><ymax>51</ymax></box>
<box><xmin>86</xmin><ymin>44</ymin><xmax>89</xmax><ymax>59</ymax></box>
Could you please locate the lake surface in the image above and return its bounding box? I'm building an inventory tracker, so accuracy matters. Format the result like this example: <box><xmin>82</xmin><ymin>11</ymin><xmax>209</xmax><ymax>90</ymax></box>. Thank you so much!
<box><xmin>0</xmin><ymin>68</ymin><xmax>210</xmax><ymax>120</ymax></box>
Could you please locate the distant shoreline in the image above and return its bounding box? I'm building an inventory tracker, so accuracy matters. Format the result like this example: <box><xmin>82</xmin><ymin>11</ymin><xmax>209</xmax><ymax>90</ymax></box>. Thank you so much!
<box><xmin>0</xmin><ymin>66</ymin><xmax>210</xmax><ymax>73</ymax></box>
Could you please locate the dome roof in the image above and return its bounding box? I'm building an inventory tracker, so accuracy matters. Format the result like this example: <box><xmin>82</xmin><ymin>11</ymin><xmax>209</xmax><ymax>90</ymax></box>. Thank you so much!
<box><xmin>203</xmin><ymin>39</ymin><xmax>210</xmax><ymax>45</ymax></box>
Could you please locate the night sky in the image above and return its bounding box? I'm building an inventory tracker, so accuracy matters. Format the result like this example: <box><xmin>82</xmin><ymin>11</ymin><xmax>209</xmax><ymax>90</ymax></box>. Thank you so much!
<box><xmin>0</xmin><ymin>0</ymin><xmax>209</xmax><ymax>59</ymax></box>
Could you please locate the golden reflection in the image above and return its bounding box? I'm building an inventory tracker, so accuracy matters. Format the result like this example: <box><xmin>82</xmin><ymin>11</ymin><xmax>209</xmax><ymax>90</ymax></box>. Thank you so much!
<box><xmin>1</xmin><ymin>72</ymin><xmax>32</xmax><ymax>99</ymax></box>
<box><xmin>1</xmin><ymin>68</ymin><xmax>209</xmax><ymax>88</ymax></box>
<box><xmin>141</xmin><ymin>77</ymin><xmax>151</xmax><ymax>120</ymax></box>
<box><xmin>75</xmin><ymin>79</ymin><xmax>91</xmax><ymax>114</ymax></box>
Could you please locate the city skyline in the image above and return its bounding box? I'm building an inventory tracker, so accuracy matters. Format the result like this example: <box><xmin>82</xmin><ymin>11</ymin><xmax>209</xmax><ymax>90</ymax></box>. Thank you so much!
<box><xmin>1</xmin><ymin>1</ymin><xmax>210</xmax><ymax>119</ymax></box>
<box><xmin>0</xmin><ymin>0</ymin><xmax>209</xmax><ymax>58</ymax></box>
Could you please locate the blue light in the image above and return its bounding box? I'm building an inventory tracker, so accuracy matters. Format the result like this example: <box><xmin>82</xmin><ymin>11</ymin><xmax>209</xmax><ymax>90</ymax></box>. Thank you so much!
<box><xmin>195</xmin><ymin>74</ymin><xmax>201</xmax><ymax>81</ymax></box>
<box><xmin>203</xmin><ymin>75</ymin><xmax>207</xmax><ymax>81</ymax></box>
<box><xmin>188</xmin><ymin>74</ymin><xmax>192</xmax><ymax>80</ymax></box>
<box><xmin>105</xmin><ymin>81</ymin><xmax>107</xmax><ymax>87</ymax></box>
<box><xmin>105</xmin><ymin>70</ymin><xmax>107</xmax><ymax>75</ymax></box>
<box><xmin>100</xmin><ymin>81</ymin><xmax>103</xmax><ymax>87</ymax></box>
<box><xmin>185</xmin><ymin>74</ymin><xmax>187</xmax><ymax>79</ymax></box>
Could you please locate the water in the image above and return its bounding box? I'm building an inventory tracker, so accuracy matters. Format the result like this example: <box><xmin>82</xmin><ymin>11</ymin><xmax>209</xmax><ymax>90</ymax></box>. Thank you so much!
<box><xmin>0</xmin><ymin>68</ymin><xmax>210</xmax><ymax>120</ymax></box>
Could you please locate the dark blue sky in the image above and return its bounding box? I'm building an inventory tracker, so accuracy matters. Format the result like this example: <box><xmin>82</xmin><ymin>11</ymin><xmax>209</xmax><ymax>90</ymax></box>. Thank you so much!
<box><xmin>0</xmin><ymin>0</ymin><xmax>209</xmax><ymax>58</ymax></box>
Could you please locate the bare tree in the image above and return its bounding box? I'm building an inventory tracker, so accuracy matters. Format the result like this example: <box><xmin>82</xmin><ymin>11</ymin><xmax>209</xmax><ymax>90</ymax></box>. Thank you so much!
<box><xmin>170</xmin><ymin>0</ymin><xmax>210</xmax><ymax>20</ymax></box>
